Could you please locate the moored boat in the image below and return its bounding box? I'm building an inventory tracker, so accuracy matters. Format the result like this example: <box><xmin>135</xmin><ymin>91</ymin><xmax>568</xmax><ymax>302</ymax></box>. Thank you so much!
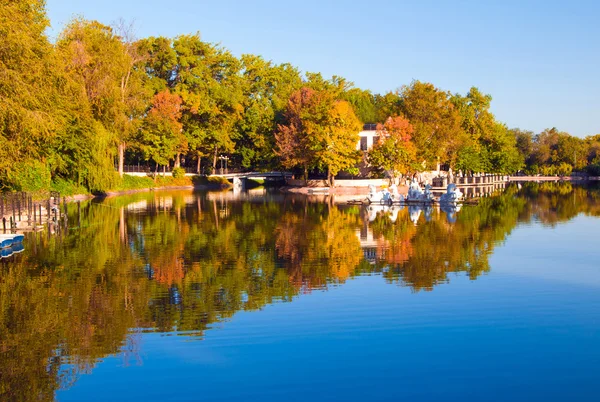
<box><xmin>0</xmin><ymin>234</ymin><xmax>25</xmax><ymax>248</ymax></box>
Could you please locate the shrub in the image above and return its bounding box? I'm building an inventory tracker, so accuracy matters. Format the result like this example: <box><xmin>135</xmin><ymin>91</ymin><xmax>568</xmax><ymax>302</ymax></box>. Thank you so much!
<box><xmin>50</xmin><ymin>178</ymin><xmax>89</xmax><ymax>196</ymax></box>
<box><xmin>155</xmin><ymin>175</ymin><xmax>192</xmax><ymax>187</ymax></box>
<box><xmin>556</xmin><ymin>163</ymin><xmax>573</xmax><ymax>177</ymax></box>
<box><xmin>7</xmin><ymin>160</ymin><xmax>51</xmax><ymax>192</ymax></box>
<box><xmin>112</xmin><ymin>175</ymin><xmax>156</xmax><ymax>191</ymax></box>
<box><xmin>524</xmin><ymin>165</ymin><xmax>539</xmax><ymax>175</ymax></box>
<box><xmin>207</xmin><ymin>176</ymin><xmax>231</xmax><ymax>185</ymax></box>
<box><xmin>541</xmin><ymin>165</ymin><xmax>556</xmax><ymax>176</ymax></box>
<box><xmin>191</xmin><ymin>175</ymin><xmax>232</xmax><ymax>186</ymax></box>
<box><xmin>172</xmin><ymin>167</ymin><xmax>186</xmax><ymax>178</ymax></box>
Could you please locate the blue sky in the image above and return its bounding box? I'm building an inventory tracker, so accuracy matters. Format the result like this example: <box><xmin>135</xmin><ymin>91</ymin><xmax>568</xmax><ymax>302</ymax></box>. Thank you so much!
<box><xmin>45</xmin><ymin>0</ymin><xmax>599</xmax><ymax>137</ymax></box>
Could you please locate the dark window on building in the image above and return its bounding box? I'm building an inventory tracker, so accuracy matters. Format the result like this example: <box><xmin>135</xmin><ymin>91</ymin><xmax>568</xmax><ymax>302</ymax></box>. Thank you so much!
<box><xmin>360</xmin><ymin>137</ymin><xmax>368</xmax><ymax>151</ymax></box>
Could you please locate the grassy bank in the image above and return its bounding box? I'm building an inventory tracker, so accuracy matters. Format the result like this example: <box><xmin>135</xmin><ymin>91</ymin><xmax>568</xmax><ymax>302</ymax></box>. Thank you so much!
<box><xmin>24</xmin><ymin>174</ymin><xmax>232</xmax><ymax>198</ymax></box>
<box><xmin>109</xmin><ymin>175</ymin><xmax>232</xmax><ymax>192</ymax></box>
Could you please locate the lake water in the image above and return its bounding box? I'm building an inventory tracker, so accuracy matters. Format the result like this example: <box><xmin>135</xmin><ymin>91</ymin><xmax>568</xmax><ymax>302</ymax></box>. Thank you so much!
<box><xmin>1</xmin><ymin>182</ymin><xmax>599</xmax><ymax>401</ymax></box>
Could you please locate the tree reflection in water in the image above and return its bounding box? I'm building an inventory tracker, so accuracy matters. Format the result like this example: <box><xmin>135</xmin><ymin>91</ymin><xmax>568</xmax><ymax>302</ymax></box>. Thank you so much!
<box><xmin>0</xmin><ymin>182</ymin><xmax>599</xmax><ymax>400</ymax></box>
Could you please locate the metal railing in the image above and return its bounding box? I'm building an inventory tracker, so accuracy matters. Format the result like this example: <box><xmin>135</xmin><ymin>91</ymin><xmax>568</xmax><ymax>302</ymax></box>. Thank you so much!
<box><xmin>116</xmin><ymin>165</ymin><xmax>251</xmax><ymax>175</ymax></box>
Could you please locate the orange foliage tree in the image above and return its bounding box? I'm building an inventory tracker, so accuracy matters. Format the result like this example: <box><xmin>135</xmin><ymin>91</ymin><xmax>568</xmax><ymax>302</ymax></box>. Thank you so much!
<box><xmin>140</xmin><ymin>89</ymin><xmax>185</xmax><ymax>174</ymax></box>
<box><xmin>368</xmin><ymin>116</ymin><xmax>417</xmax><ymax>183</ymax></box>
<box><xmin>276</xmin><ymin>87</ymin><xmax>361</xmax><ymax>184</ymax></box>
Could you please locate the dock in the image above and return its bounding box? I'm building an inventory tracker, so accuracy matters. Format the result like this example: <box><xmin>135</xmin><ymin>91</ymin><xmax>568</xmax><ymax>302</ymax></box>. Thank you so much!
<box><xmin>0</xmin><ymin>191</ymin><xmax>67</xmax><ymax>233</ymax></box>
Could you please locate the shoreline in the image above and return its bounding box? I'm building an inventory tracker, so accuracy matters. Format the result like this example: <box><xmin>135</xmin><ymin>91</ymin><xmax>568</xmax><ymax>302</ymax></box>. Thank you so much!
<box><xmin>7</xmin><ymin>175</ymin><xmax>600</xmax><ymax>204</ymax></box>
<box><xmin>507</xmin><ymin>176</ymin><xmax>599</xmax><ymax>182</ymax></box>
<box><xmin>63</xmin><ymin>183</ymin><xmax>231</xmax><ymax>202</ymax></box>
<box><xmin>280</xmin><ymin>175</ymin><xmax>600</xmax><ymax>196</ymax></box>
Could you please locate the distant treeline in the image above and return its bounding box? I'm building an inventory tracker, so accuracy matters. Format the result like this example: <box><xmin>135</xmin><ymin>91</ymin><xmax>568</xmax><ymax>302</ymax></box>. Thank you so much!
<box><xmin>2</xmin><ymin>1</ymin><xmax>599</xmax><ymax>193</ymax></box>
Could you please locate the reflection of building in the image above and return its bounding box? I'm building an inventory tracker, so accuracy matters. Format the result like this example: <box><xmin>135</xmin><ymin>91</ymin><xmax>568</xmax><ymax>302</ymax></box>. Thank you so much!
<box><xmin>126</xmin><ymin>200</ymin><xmax>148</xmax><ymax>211</ymax></box>
<box><xmin>357</xmin><ymin>226</ymin><xmax>378</xmax><ymax>263</ymax></box>
<box><xmin>356</xmin><ymin>124</ymin><xmax>379</xmax><ymax>151</ymax></box>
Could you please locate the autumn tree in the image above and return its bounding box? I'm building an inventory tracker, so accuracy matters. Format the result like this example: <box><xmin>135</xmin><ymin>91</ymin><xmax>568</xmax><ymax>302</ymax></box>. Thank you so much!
<box><xmin>140</xmin><ymin>89</ymin><xmax>184</xmax><ymax>175</ymax></box>
<box><xmin>276</xmin><ymin>87</ymin><xmax>361</xmax><ymax>185</ymax></box>
<box><xmin>399</xmin><ymin>81</ymin><xmax>463</xmax><ymax>169</ymax></box>
<box><xmin>368</xmin><ymin>116</ymin><xmax>417</xmax><ymax>184</ymax></box>
<box><xmin>315</xmin><ymin>100</ymin><xmax>362</xmax><ymax>186</ymax></box>
<box><xmin>275</xmin><ymin>88</ymin><xmax>317</xmax><ymax>178</ymax></box>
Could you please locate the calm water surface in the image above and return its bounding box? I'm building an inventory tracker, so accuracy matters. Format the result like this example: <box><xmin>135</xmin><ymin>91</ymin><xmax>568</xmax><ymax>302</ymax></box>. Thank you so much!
<box><xmin>1</xmin><ymin>182</ymin><xmax>599</xmax><ymax>401</ymax></box>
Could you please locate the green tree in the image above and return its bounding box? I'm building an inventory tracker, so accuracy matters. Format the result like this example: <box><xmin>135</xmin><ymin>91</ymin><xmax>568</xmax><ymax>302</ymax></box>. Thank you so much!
<box><xmin>451</xmin><ymin>88</ymin><xmax>523</xmax><ymax>174</ymax></box>
<box><xmin>0</xmin><ymin>0</ymin><xmax>62</xmax><ymax>188</ymax></box>
<box><xmin>399</xmin><ymin>81</ymin><xmax>463</xmax><ymax>169</ymax></box>
<box><xmin>511</xmin><ymin>128</ymin><xmax>535</xmax><ymax>168</ymax></box>
<box><xmin>373</xmin><ymin>92</ymin><xmax>403</xmax><ymax>123</ymax></box>
<box><xmin>235</xmin><ymin>55</ymin><xmax>302</xmax><ymax>169</ymax></box>
<box><xmin>56</xmin><ymin>18</ymin><xmax>138</xmax><ymax>190</ymax></box>
<box><xmin>172</xmin><ymin>35</ymin><xmax>244</xmax><ymax>171</ymax></box>
<box><xmin>113</xmin><ymin>20</ymin><xmax>151</xmax><ymax>177</ymax></box>
<box><xmin>341</xmin><ymin>88</ymin><xmax>379</xmax><ymax>124</ymax></box>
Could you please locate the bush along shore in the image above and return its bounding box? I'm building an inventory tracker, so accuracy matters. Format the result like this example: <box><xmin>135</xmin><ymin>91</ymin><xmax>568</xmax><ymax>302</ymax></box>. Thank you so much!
<box><xmin>3</xmin><ymin>173</ymin><xmax>232</xmax><ymax>202</ymax></box>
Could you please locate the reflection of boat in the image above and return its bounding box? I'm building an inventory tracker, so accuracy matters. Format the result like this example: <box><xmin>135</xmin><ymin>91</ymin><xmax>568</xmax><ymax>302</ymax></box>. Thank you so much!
<box><xmin>408</xmin><ymin>205</ymin><xmax>422</xmax><ymax>225</ymax></box>
<box><xmin>0</xmin><ymin>234</ymin><xmax>24</xmax><ymax>248</ymax></box>
<box><xmin>440</xmin><ymin>203</ymin><xmax>462</xmax><ymax>223</ymax></box>
<box><xmin>367</xmin><ymin>204</ymin><xmax>403</xmax><ymax>222</ymax></box>
<box><xmin>366</xmin><ymin>202</ymin><xmax>463</xmax><ymax>225</ymax></box>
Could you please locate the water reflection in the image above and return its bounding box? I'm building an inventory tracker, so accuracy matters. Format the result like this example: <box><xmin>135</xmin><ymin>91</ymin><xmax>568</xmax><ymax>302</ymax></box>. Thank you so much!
<box><xmin>1</xmin><ymin>182</ymin><xmax>599</xmax><ymax>400</ymax></box>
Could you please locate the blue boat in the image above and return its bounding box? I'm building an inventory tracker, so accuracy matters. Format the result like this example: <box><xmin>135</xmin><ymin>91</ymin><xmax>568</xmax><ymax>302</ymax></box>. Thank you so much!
<box><xmin>0</xmin><ymin>242</ymin><xmax>24</xmax><ymax>258</ymax></box>
<box><xmin>11</xmin><ymin>243</ymin><xmax>24</xmax><ymax>254</ymax></box>
<box><xmin>0</xmin><ymin>234</ymin><xmax>24</xmax><ymax>248</ymax></box>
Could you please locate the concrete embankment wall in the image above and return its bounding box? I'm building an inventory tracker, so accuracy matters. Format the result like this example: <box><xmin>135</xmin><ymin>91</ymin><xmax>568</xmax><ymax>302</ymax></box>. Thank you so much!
<box><xmin>286</xmin><ymin>179</ymin><xmax>389</xmax><ymax>187</ymax></box>
<box><xmin>507</xmin><ymin>176</ymin><xmax>599</xmax><ymax>181</ymax></box>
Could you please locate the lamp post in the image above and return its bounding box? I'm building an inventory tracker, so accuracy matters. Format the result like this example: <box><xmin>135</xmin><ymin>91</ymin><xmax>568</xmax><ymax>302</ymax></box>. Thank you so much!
<box><xmin>218</xmin><ymin>155</ymin><xmax>229</xmax><ymax>175</ymax></box>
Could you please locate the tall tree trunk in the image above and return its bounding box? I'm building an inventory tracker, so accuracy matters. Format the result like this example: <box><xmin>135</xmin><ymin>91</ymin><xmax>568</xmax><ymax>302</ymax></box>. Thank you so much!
<box><xmin>174</xmin><ymin>153</ymin><xmax>181</xmax><ymax>168</ymax></box>
<box><xmin>303</xmin><ymin>166</ymin><xmax>308</xmax><ymax>181</ymax></box>
<box><xmin>328</xmin><ymin>168</ymin><xmax>335</xmax><ymax>187</ymax></box>
<box><xmin>196</xmin><ymin>154</ymin><xmax>202</xmax><ymax>174</ymax></box>
<box><xmin>118</xmin><ymin>142</ymin><xmax>125</xmax><ymax>177</ymax></box>
<box><xmin>163</xmin><ymin>164</ymin><xmax>166</xmax><ymax>177</ymax></box>
<box><xmin>212</xmin><ymin>146</ymin><xmax>218</xmax><ymax>172</ymax></box>
<box><xmin>154</xmin><ymin>162</ymin><xmax>158</xmax><ymax>181</ymax></box>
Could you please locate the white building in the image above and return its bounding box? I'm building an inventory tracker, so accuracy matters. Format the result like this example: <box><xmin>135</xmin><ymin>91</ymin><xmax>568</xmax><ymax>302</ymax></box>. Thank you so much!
<box><xmin>356</xmin><ymin>124</ymin><xmax>380</xmax><ymax>151</ymax></box>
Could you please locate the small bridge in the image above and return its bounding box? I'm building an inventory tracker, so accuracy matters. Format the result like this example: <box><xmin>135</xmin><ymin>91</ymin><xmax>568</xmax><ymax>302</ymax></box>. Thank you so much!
<box><xmin>211</xmin><ymin>172</ymin><xmax>293</xmax><ymax>190</ymax></box>
<box><xmin>211</xmin><ymin>171</ymin><xmax>293</xmax><ymax>180</ymax></box>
